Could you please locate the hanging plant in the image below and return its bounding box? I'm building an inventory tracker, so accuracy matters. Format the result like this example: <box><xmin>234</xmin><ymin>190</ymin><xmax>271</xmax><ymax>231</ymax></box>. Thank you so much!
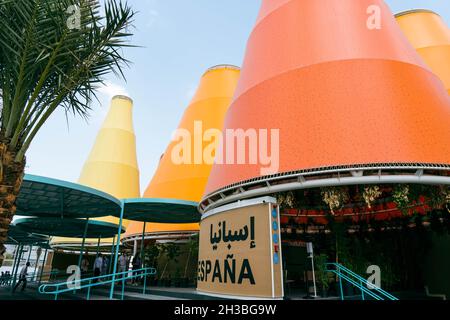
<box><xmin>426</xmin><ymin>185</ymin><xmax>448</xmax><ymax>210</ymax></box>
<box><xmin>363</xmin><ymin>185</ymin><xmax>382</xmax><ymax>209</ymax></box>
<box><xmin>392</xmin><ymin>184</ymin><xmax>410</xmax><ymax>215</ymax></box>
<box><xmin>276</xmin><ymin>193</ymin><xmax>285</xmax><ymax>206</ymax></box>
<box><xmin>276</xmin><ymin>191</ymin><xmax>295</xmax><ymax>209</ymax></box>
<box><xmin>321</xmin><ymin>187</ymin><xmax>349</xmax><ymax>215</ymax></box>
<box><xmin>446</xmin><ymin>188</ymin><xmax>450</xmax><ymax>214</ymax></box>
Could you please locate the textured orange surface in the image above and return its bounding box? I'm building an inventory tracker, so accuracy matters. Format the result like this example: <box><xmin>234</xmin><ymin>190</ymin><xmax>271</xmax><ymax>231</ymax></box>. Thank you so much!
<box><xmin>203</xmin><ymin>0</ymin><xmax>450</xmax><ymax>197</ymax></box>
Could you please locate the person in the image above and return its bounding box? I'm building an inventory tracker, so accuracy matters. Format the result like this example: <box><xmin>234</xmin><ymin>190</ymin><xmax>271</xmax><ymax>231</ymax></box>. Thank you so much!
<box><xmin>93</xmin><ymin>253</ymin><xmax>103</xmax><ymax>283</ymax></box>
<box><xmin>118</xmin><ymin>252</ymin><xmax>128</xmax><ymax>284</ymax></box>
<box><xmin>118</xmin><ymin>252</ymin><xmax>128</xmax><ymax>274</ymax></box>
<box><xmin>13</xmin><ymin>262</ymin><xmax>30</xmax><ymax>292</ymax></box>
<box><xmin>0</xmin><ymin>272</ymin><xmax>4</xmax><ymax>286</ymax></box>
<box><xmin>81</xmin><ymin>255</ymin><xmax>90</xmax><ymax>275</ymax></box>
<box><xmin>101</xmin><ymin>255</ymin><xmax>109</xmax><ymax>276</ymax></box>
<box><xmin>132</xmin><ymin>254</ymin><xmax>142</xmax><ymax>285</ymax></box>
<box><xmin>6</xmin><ymin>271</ymin><xmax>11</xmax><ymax>285</ymax></box>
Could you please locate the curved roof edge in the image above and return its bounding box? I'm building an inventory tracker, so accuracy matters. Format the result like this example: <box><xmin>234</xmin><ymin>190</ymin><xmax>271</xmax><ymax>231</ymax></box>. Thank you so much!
<box><xmin>112</xmin><ymin>95</ymin><xmax>133</xmax><ymax>104</ymax></box>
<box><xmin>203</xmin><ymin>64</ymin><xmax>240</xmax><ymax>76</ymax></box>
<box><xmin>395</xmin><ymin>9</ymin><xmax>440</xmax><ymax>18</ymax></box>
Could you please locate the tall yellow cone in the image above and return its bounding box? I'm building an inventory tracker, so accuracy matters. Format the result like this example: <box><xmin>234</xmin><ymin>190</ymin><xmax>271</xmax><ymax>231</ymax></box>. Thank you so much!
<box><xmin>52</xmin><ymin>95</ymin><xmax>140</xmax><ymax>249</ymax></box>
<box><xmin>123</xmin><ymin>65</ymin><xmax>240</xmax><ymax>242</ymax></box>
<box><xmin>396</xmin><ymin>10</ymin><xmax>450</xmax><ymax>95</ymax></box>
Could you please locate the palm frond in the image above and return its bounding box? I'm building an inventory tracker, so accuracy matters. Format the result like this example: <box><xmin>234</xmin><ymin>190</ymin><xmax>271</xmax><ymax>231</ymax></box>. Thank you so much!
<box><xmin>0</xmin><ymin>0</ymin><xmax>135</xmax><ymax>161</ymax></box>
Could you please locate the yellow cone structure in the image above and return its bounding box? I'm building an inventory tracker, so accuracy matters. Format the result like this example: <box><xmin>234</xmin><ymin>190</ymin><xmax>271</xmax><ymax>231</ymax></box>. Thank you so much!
<box><xmin>123</xmin><ymin>65</ymin><xmax>240</xmax><ymax>241</ymax></box>
<box><xmin>52</xmin><ymin>95</ymin><xmax>140</xmax><ymax>249</ymax></box>
<box><xmin>396</xmin><ymin>10</ymin><xmax>450</xmax><ymax>94</ymax></box>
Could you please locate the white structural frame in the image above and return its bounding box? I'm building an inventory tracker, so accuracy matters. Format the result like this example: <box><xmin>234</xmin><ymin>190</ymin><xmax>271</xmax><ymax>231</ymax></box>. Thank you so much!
<box><xmin>199</xmin><ymin>164</ymin><xmax>450</xmax><ymax>213</ymax></box>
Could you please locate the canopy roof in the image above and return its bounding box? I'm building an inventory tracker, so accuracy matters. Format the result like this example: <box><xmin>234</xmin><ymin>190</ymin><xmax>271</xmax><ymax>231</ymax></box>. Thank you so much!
<box><xmin>16</xmin><ymin>174</ymin><xmax>122</xmax><ymax>219</ymax></box>
<box><xmin>120</xmin><ymin>198</ymin><xmax>200</xmax><ymax>223</ymax></box>
<box><xmin>6</xmin><ymin>225</ymin><xmax>49</xmax><ymax>246</ymax></box>
<box><xmin>12</xmin><ymin>217</ymin><xmax>122</xmax><ymax>239</ymax></box>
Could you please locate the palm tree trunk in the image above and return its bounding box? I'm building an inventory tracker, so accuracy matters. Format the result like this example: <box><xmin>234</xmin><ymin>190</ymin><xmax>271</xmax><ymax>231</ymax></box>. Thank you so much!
<box><xmin>0</xmin><ymin>141</ymin><xmax>26</xmax><ymax>267</ymax></box>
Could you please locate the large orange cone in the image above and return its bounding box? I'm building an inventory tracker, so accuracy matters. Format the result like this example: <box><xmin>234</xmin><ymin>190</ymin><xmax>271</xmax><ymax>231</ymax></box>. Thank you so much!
<box><xmin>202</xmin><ymin>0</ymin><xmax>450</xmax><ymax>207</ymax></box>
<box><xmin>396</xmin><ymin>9</ymin><xmax>450</xmax><ymax>95</ymax></box>
<box><xmin>123</xmin><ymin>65</ymin><xmax>240</xmax><ymax>241</ymax></box>
<box><xmin>52</xmin><ymin>95</ymin><xmax>140</xmax><ymax>249</ymax></box>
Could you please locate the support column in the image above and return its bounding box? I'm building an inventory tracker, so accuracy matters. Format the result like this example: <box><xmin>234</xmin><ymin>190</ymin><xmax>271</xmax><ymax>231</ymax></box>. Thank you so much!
<box><xmin>110</xmin><ymin>201</ymin><xmax>124</xmax><ymax>299</ymax></box>
<box><xmin>140</xmin><ymin>222</ymin><xmax>146</xmax><ymax>268</ymax></box>
<box><xmin>11</xmin><ymin>244</ymin><xmax>24</xmax><ymax>291</ymax></box>
<box><xmin>109</xmin><ymin>236</ymin><xmax>116</xmax><ymax>274</ymax></box>
<box><xmin>77</xmin><ymin>218</ymin><xmax>90</xmax><ymax>273</ymax></box>
<box><xmin>38</xmin><ymin>244</ymin><xmax>49</xmax><ymax>286</ymax></box>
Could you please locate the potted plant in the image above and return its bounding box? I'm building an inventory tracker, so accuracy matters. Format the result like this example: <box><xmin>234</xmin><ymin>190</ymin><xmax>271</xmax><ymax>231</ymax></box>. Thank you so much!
<box><xmin>314</xmin><ymin>254</ymin><xmax>330</xmax><ymax>297</ymax></box>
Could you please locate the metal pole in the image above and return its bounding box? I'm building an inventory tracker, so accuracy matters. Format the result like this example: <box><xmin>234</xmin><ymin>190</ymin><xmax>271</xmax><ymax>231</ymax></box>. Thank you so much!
<box><xmin>310</xmin><ymin>254</ymin><xmax>318</xmax><ymax>298</ymax></box>
<box><xmin>109</xmin><ymin>236</ymin><xmax>116</xmax><ymax>274</ymax></box>
<box><xmin>26</xmin><ymin>245</ymin><xmax>32</xmax><ymax>263</ymax></box>
<box><xmin>9</xmin><ymin>244</ymin><xmax>20</xmax><ymax>287</ymax></box>
<box><xmin>93</xmin><ymin>236</ymin><xmax>101</xmax><ymax>279</ymax></box>
<box><xmin>77</xmin><ymin>218</ymin><xmax>90</xmax><ymax>273</ymax></box>
<box><xmin>139</xmin><ymin>222</ymin><xmax>146</xmax><ymax>289</ymax></box>
<box><xmin>360</xmin><ymin>279</ymin><xmax>365</xmax><ymax>300</ymax></box>
<box><xmin>33</xmin><ymin>246</ymin><xmax>41</xmax><ymax>278</ymax></box>
<box><xmin>338</xmin><ymin>266</ymin><xmax>344</xmax><ymax>300</ymax></box>
<box><xmin>109</xmin><ymin>201</ymin><xmax>124</xmax><ymax>299</ymax></box>
<box><xmin>38</xmin><ymin>246</ymin><xmax>49</xmax><ymax>286</ymax></box>
<box><xmin>140</xmin><ymin>222</ymin><xmax>146</xmax><ymax>268</ymax></box>
<box><xmin>11</xmin><ymin>244</ymin><xmax>24</xmax><ymax>291</ymax></box>
<box><xmin>143</xmin><ymin>271</ymin><xmax>147</xmax><ymax>295</ymax></box>
<box><xmin>95</xmin><ymin>237</ymin><xmax>101</xmax><ymax>258</ymax></box>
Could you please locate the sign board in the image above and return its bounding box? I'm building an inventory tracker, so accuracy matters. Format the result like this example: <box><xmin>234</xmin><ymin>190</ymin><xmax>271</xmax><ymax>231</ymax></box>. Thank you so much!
<box><xmin>197</xmin><ymin>197</ymin><xmax>284</xmax><ymax>299</ymax></box>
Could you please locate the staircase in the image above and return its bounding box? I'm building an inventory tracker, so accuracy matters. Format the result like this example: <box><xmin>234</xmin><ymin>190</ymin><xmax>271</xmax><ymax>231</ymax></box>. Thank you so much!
<box><xmin>325</xmin><ymin>263</ymin><xmax>399</xmax><ymax>301</ymax></box>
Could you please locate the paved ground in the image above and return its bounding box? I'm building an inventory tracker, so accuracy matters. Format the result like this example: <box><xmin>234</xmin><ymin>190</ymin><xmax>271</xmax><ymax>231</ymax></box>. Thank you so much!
<box><xmin>0</xmin><ymin>282</ymin><xmax>215</xmax><ymax>300</ymax></box>
<box><xmin>1</xmin><ymin>282</ymin><xmax>433</xmax><ymax>301</ymax></box>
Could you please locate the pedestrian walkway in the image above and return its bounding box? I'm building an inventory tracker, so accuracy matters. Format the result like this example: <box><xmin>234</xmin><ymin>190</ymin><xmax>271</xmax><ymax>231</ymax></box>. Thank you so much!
<box><xmin>0</xmin><ymin>282</ymin><xmax>220</xmax><ymax>300</ymax></box>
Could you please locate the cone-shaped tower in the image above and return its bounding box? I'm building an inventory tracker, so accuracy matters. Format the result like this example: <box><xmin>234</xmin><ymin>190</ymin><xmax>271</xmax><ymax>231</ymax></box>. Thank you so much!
<box><xmin>201</xmin><ymin>0</ymin><xmax>450</xmax><ymax>211</ymax></box>
<box><xmin>123</xmin><ymin>65</ymin><xmax>240</xmax><ymax>242</ymax></box>
<box><xmin>396</xmin><ymin>9</ymin><xmax>450</xmax><ymax>95</ymax></box>
<box><xmin>52</xmin><ymin>95</ymin><xmax>140</xmax><ymax>249</ymax></box>
<box><xmin>78</xmin><ymin>95</ymin><xmax>140</xmax><ymax>199</ymax></box>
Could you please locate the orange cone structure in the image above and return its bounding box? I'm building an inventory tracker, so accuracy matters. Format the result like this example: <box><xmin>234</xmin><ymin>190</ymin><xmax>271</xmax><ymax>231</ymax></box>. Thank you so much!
<box><xmin>202</xmin><ymin>0</ymin><xmax>450</xmax><ymax>206</ymax></box>
<box><xmin>52</xmin><ymin>95</ymin><xmax>140</xmax><ymax>249</ymax></box>
<box><xmin>123</xmin><ymin>65</ymin><xmax>240</xmax><ymax>241</ymax></box>
<box><xmin>396</xmin><ymin>9</ymin><xmax>450</xmax><ymax>95</ymax></box>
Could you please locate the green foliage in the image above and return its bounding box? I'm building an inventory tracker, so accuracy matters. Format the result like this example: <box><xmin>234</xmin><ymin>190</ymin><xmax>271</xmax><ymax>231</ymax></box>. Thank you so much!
<box><xmin>314</xmin><ymin>253</ymin><xmax>330</xmax><ymax>291</ymax></box>
<box><xmin>392</xmin><ymin>184</ymin><xmax>410</xmax><ymax>215</ymax></box>
<box><xmin>144</xmin><ymin>243</ymin><xmax>160</xmax><ymax>267</ymax></box>
<box><xmin>187</xmin><ymin>234</ymin><xmax>199</xmax><ymax>259</ymax></box>
<box><xmin>0</xmin><ymin>0</ymin><xmax>135</xmax><ymax>159</ymax></box>
<box><xmin>159</xmin><ymin>242</ymin><xmax>181</xmax><ymax>264</ymax></box>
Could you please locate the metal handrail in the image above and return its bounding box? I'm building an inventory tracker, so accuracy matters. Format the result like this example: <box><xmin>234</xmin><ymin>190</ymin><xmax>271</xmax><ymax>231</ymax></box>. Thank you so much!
<box><xmin>39</xmin><ymin>267</ymin><xmax>156</xmax><ymax>300</ymax></box>
<box><xmin>326</xmin><ymin>263</ymin><xmax>399</xmax><ymax>301</ymax></box>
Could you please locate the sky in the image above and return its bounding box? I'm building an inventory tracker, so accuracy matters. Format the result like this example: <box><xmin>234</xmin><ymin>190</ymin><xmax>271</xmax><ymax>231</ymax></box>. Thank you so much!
<box><xmin>25</xmin><ymin>0</ymin><xmax>450</xmax><ymax>194</ymax></box>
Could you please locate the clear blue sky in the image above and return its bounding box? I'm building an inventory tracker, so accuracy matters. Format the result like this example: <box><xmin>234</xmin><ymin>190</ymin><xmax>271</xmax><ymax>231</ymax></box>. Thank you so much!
<box><xmin>26</xmin><ymin>0</ymin><xmax>450</xmax><ymax>194</ymax></box>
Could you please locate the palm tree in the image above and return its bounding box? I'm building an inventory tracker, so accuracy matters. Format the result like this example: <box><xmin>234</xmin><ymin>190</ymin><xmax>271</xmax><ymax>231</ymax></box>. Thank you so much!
<box><xmin>0</xmin><ymin>0</ymin><xmax>135</xmax><ymax>266</ymax></box>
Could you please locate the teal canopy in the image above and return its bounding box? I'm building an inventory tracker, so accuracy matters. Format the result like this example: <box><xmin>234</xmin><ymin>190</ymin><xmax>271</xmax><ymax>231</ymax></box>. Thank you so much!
<box><xmin>120</xmin><ymin>198</ymin><xmax>201</xmax><ymax>223</ymax></box>
<box><xmin>16</xmin><ymin>174</ymin><xmax>122</xmax><ymax>219</ymax></box>
<box><xmin>6</xmin><ymin>225</ymin><xmax>49</xmax><ymax>246</ymax></box>
<box><xmin>12</xmin><ymin>217</ymin><xmax>123</xmax><ymax>239</ymax></box>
